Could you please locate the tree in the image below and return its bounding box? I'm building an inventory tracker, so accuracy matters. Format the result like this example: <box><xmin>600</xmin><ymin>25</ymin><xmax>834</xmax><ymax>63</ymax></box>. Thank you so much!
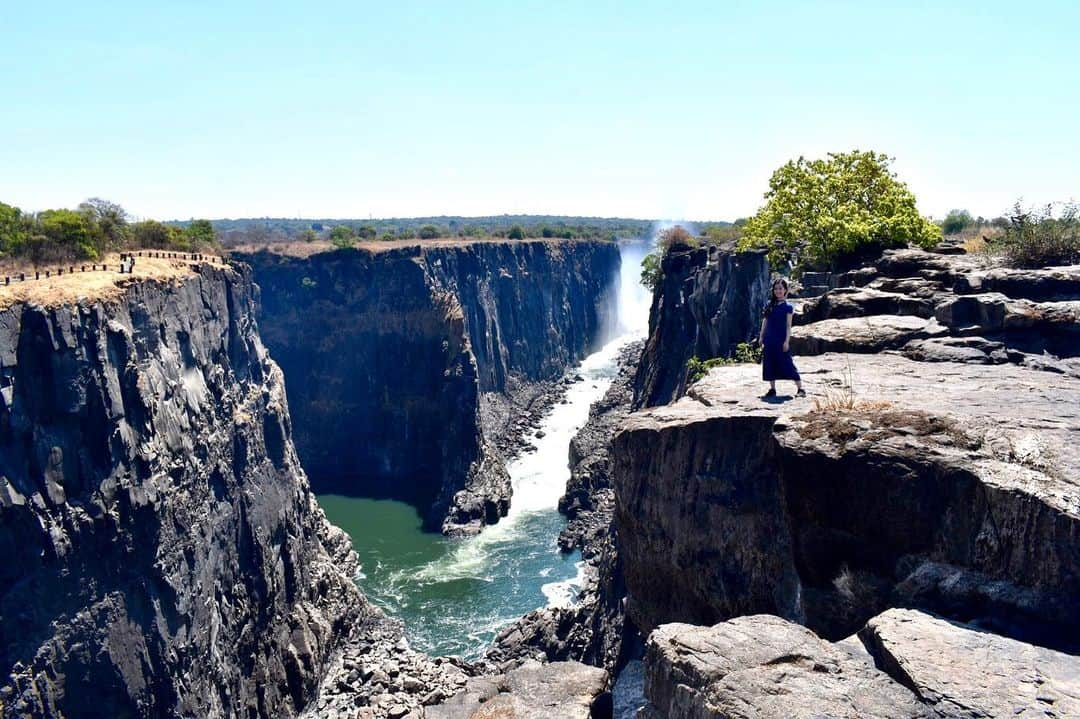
<box><xmin>541</xmin><ymin>226</ymin><xmax>555</xmax><ymax>238</ymax></box>
<box><xmin>657</xmin><ymin>225</ymin><xmax>697</xmax><ymax>251</ymax></box>
<box><xmin>0</xmin><ymin>201</ymin><xmax>27</xmax><ymax>257</ymax></box>
<box><xmin>131</xmin><ymin>220</ymin><xmax>181</xmax><ymax>249</ymax></box>
<box><xmin>185</xmin><ymin>219</ymin><xmax>217</xmax><ymax>249</ymax></box>
<box><xmin>942</xmin><ymin>209</ymin><xmax>974</xmax><ymax>235</ymax></box>
<box><xmin>78</xmin><ymin>198</ymin><xmax>129</xmax><ymax>250</ymax></box>
<box><xmin>739</xmin><ymin>150</ymin><xmax>941</xmax><ymax>271</ymax></box>
<box><xmin>329</xmin><ymin>225</ymin><xmax>356</xmax><ymax>249</ymax></box>
<box><xmin>418</xmin><ymin>225</ymin><xmax>440</xmax><ymax>240</ymax></box>
<box><xmin>357</xmin><ymin>225</ymin><xmax>377</xmax><ymax>239</ymax></box>
<box><xmin>39</xmin><ymin>209</ymin><xmax>98</xmax><ymax>260</ymax></box>
<box><xmin>299</xmin><ymin>228</ymin><xmax>318</xmax><ymax>243</ymax></box>
<box><xmin>507</xmin><ymin>225</ymin><xmax>525</xmax><ymax>240</ymax></box>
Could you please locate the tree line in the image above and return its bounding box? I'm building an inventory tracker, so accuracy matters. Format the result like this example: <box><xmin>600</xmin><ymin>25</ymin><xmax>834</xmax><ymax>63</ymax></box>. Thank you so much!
<box><xmin>0</xmin><ymin>199</ymin><xmax>220</xmax><ymax>267</ymax></box>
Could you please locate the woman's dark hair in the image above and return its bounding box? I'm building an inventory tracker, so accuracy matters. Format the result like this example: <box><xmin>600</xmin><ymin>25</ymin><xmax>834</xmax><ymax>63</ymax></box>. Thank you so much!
<box><xmin>763</xmin><ymin>277</ymin><xmax>790</xmax><ymax>317</ymax></box>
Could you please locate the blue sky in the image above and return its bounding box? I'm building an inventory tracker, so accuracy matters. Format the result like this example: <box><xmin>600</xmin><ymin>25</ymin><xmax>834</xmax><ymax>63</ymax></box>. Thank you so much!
<box><xmin>1</xmin><ymin>1</ymin><xmax>1077</xmax><ymax>221</ymax></box>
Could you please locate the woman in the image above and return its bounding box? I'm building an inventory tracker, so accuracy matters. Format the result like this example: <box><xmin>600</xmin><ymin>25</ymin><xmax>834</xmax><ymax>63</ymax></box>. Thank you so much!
<box><xmin>759</xmin><ymin>277</ymin><xmax>805</xmax><ymax>398</ymax></box>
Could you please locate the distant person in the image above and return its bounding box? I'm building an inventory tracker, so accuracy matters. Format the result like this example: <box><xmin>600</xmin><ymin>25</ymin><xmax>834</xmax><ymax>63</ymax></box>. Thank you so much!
<box><xmin>759</xmin><ymin>277</ymin><xmax>805</xmax><ymax>398</ymax></box>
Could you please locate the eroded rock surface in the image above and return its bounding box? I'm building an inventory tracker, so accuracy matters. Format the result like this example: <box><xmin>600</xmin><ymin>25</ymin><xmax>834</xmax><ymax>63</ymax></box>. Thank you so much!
<box><xmin>424</xmin><ymin>660</ymin><xmax>608</xmax><ymax>719</ymax></box>
<box><xmin>0</xmin><ymin>264</ymin><xmax>365</xmax><ymax>717</ymax></box>
<box><xmin>239</xmin><ymin>240</ymin><xmax>619</xmax><ymax>534</ymax></box>
<box><xmin>633</xmin><ymin>245</ymin><xmax>769</xmax><ymax>408</ymax></box>
<box><xmin>640</xmin><ymin>615</ymin><xmax>929</xmax><ymax>719</ymax></box>
<box><xmin>860</xmin><ymin>608</ymin><xmax>1080</xmax><ymax>718</ymax></box>
<box><xmin>614</xmin><ymin>353</ymin><xmax>1080</xmax><ymax>649</ymax></box>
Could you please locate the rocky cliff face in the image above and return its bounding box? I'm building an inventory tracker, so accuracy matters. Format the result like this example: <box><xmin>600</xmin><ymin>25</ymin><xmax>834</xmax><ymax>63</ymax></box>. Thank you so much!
<box><xmin>613</xmin><ymin>249</ymin><xmax>1080</xmax><ymax>654</ymax></box>
<box><xmin>633</xmin><ymin>245</ymin><xmax>769</xmax><ymax>408</ymax></box>
<box><xmin>239</xmin><ymin>240</ymin><xmax>619</xmax><ymax>535</ymax></box>
<box><xmin>0</xmin><ymin>264</ymin><xmax>365</xmax><ymax>717</ymax></box>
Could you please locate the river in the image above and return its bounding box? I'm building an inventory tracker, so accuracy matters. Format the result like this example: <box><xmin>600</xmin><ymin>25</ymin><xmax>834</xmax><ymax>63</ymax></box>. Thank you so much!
<box><xmin>319</xmin><ymin>243</ymin><xmax>651</xmax><ymax>661</ymax></box>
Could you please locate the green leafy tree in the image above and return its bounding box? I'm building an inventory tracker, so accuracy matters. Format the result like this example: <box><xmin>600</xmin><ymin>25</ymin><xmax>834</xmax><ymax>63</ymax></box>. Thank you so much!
<box><xmin>357</xmin><ymin>225</ymin><xmax>377</xmax><ymax>239</ymax></box>
<box><xmin>640</xmin><ymin>251</ymin><xmax>662</xmax><ymax>291</ymax></box>
<box><xmin>39</xmin><ymin>209</ymin><xmax>98</xmax><ymax>260</ymax></box>
<box><xmin>942</xmin><ymin>209</ymin><xmax>974</xmax><ymax>235</ymax></box>
<box><xmin>418</xmin><ymin>225</ymin><xmax>440</xmax><ymax>240</ymax></box>
<box><xmin>329</xmin><ymin>225</ymin><xmax>356</xmax><ymax>249</ymax></box>
<box><xmin>184</xmin><ymin>219</ymin><xmax>217</xmax><ymax>249</ymax></box>
<box><xmin>541</xmin><ymin>226</ymin><xmax>555</xmax><ymax>238</ymax></box>
<box><xmin>507</xmin><ymin>225</ymin><xmax>525</xmax><ymax>240</ymax></box>
<box><xmin>740</xmin><ymin>150</ymin><xmax>941</xmax><ymax>271</ymax></box>
<box><xmin>78</xmin><ymin>198</ymin><xmax>129</xmax><ymax>250</ymax></box>
<box><xmin>0</xmin><ymin>201</ymin><xmax>27</xmax><ymax>257</ymax></box>
<box><xmin>299</xmin><ymin>228</ymin><xmax>318</xmax><ymax>243</ymax></box>
<box><xmin>131</xmin><ymin>220</ymin><xmax>180</xmax><ymax>249</ymax></box>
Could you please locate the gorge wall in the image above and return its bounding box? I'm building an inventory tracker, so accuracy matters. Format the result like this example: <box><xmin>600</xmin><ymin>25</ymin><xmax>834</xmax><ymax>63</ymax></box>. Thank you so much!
<box><xmin>632</xmin><ymin>244</ymin><xmax>770</xmax><ymax>408</ymax></box>
<box><xmin>613</xmin><ymin>249</ymin><xmax>1080</xmax><ymax>652</ymax></box>
<box><xmin>239</xmin><ymin>240</ymin><xmax>619</xmax><ymax>535</ymax></box>
<box><xmin>0</xmin><ymin>263</ymin><xmax>365</xmax><ymax>718</ymax></box>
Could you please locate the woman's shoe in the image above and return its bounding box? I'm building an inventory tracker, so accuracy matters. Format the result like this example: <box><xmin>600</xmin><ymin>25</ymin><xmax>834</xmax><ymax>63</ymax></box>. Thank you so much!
<box><xmin>763</xmin><ymin>388</ymin><xmax>777</xmax><ymax>398</ymax></box>
<box><xmin>796</xmin><ymin>388</ymin><xmax>806</xmax><ymax>397</ymax></box>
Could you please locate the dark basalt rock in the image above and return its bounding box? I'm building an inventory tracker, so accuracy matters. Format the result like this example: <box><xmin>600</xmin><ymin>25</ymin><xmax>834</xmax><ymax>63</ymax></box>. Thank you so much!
<box><xmin>859</xmin><ymin>609</ymin><xmax>1080</xmax><ymax>718</ymax></box>
<box><xmin>632</xmin><ymin>245</ymin><xmax>769</xmax><ymax>408</ymax></box>
<box><xmin>613</xmin><ymin>354</ymin><xmax>1080</xmax><ymax>651</ymax></box>
<box><xmin>0</xmin><ymin>264</ymin><xmax>365</xmax><ymax>718</ymax></box>
<box><xmin>238</xmin><ymin>240</ymin><xmax>619</xmax><ymax>535</ymax></box>
<box><xmin>640</xmin><ymin>615</ymin><xmax>930</xmax><ymax>719</ymax></box>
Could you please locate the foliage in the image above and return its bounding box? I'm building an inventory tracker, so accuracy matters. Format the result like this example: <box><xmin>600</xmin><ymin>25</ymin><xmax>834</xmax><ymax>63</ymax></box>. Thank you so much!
<box><xmin>131</xmin><ymin>220</ymin><xmax>181</xmax><ymax>249</ymax></box>
<box><xmin>299</xmin><ymin>228</ymin><xmax>318</xmax><ymax>243</ymax></box>
<box><xmin>686</xmin><ymin>343</ymin><xmax>763</xmax><ymax>383</ymax></box>
<box><xmin>329</xmin><ymin>225</ymin><xmax>356</xmax><ymax>249</ymax></box>
<box><xmin>507</xmin><ymin>225</ymin><xmax>525</xmax><ymax>240</ymax></box>
<box><xmin>0</xmin><ymin>202</ymin><xmax>27</xmax><ymax>257</ymax></box>
<box><xmin>38</xmin><ymin>209</ymin><xmax>99</xmax><ymax>260</ymax></box>
<box><xmin>184</xmin><ymin>219</ymin><xmax>218</xmax><ymax>249</ymax></box>
<box><xmin>739</xmin><ymin>150</ymin><xmax>941</xmax><ymax>271</ymax></box>
<box><xmin>418</xmin><ymin>224</ymin><xmax>440</xmax><ymax>240</ymax></box>
<box><xmin>941</xmin><ymin>209</ymin><xmax>973</xmax><ymax>235</ymax></box>
<box><xmin>996</xmin><ymin>201</ymin><xmax>1080</xmax><ymax>268</ymax></box>
<box><xmin>78</xmin><ymin>198</ymin><xmax>129</xmax><ymax>250</ymax></box>
<box><xmin>541</xmin><ymin>226</ymin><xmax>555</xmax><ymax>238</ymax></box>
<box><xmin>657</xmin><ymin>225</ymin><xmax>697</xmax><ymax>251</ymax></box>
<box><xmin>640</xmin><ymin>251</ymin><xmax>662</xmax><ymax>291</ymax></box>
<box><xmin>357</xmin><ymin>225</ymin><xmax>377</xmax><ymax>239</ymax></box>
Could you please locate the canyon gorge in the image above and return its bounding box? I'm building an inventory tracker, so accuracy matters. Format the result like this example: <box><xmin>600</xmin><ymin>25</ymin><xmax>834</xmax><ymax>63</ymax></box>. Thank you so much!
<box><xmin>1</xmin><ymin>237</ymin><xmax>1077</xmax><ymax>718</ymax></box>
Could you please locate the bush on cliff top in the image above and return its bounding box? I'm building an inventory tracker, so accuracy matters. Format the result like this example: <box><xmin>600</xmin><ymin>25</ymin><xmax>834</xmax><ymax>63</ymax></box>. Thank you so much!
<box><xmin>995</xmin><ymin>201</ymin><xmax>1080</xmax><ymax>268</ymax></box>
<box><xmin>640</xmin><ymin>225</ymin><xmax>699</xmax><ymax>291</ymax></box>
<box><xmin>0</xmin><ymin>198</ymin><xmax>220</xmax><ymax>265</ymax></box>
<box><xmin>738</xmin><ymin>150</ymin><xmax>941</xmax><ymax>272</ymax></box>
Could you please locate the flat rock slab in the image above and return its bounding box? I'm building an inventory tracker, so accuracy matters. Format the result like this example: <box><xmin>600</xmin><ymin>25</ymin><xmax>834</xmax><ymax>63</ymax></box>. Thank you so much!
<box><xmin>669</xmin><ymin>352</ymin><xmax>1080</xmax><ymax>506</ymax></box>
<box><xmin>860</xmin><ymin>609</ymin><xmax>1080</xmax><ymax>718</ymax></box>
<box><xmin>641</xmin><ymin>615</ymin><xmax>930</xmax><ymax>718</ymax></box>
<box><xmin>790</xmin><ymin>315</ymin><xmax>944</xmax><ymax>355</ymax></box>
<box><xmin>423</xmin><ymin>660</ymin><xmax>608</xmax><ymax>719</ymax></box>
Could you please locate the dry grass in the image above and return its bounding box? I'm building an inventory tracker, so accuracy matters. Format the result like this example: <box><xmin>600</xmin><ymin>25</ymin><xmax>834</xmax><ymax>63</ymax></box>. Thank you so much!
<box><xmin>227</xmin><ymin>236</ymin><xmax>584</xmax><ymax>259</ymax></box>
<box><xmin>797</xmin><ymin>406</ymin><xmax>980</xmax><ymax>451</ymax></box>
<box><xmin>0</xmin><ymin>254</ymin><xmax>225</xmax><ymax>310</ymax></box>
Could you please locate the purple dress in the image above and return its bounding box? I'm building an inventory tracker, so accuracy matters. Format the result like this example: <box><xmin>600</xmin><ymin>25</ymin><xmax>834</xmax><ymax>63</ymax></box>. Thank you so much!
<box><xmin>762</xmin><ymin>301</ymin><xmax>801</xmax><ymax>382</ymax></box>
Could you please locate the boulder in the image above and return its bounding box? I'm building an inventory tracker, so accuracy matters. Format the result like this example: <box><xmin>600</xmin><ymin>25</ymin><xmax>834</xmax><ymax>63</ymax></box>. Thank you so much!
<box><xmin>860</xmin><ymin>608</ymin><xmax>1080</xmax><ymax>718</ymax></box>
<box><xmin>640</xmin><ymin>615</ymin><xmax>929</xmax><ymax>718</ymax></box>
<box><xmin>423</xmin><ymin>660</ymin><xmax>608</xmax><ymax>719</ymax></box>
<box><xmin>790</xmin><ymin>314</ymin><xmax>944</xmax><ymax>355</ymax></box>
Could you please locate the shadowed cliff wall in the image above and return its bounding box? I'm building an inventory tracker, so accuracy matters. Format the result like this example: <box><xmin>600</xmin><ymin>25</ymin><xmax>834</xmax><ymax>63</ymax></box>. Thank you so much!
<box><xmin>0</xmin><ymin>264</ymin><xmax>365</xmax><ymax>717</ymax></box>
<box><xmin>239</xmin><ymin>240</ymin><xmax>619</xmax><ymax>533</ymax></box>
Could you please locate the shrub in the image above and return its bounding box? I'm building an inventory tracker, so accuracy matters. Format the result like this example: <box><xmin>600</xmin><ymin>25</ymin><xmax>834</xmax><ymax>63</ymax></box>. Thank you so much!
<box><xmin>507</xmin><ymin>225</ymin><xmax>525</xmax><ymax>240</ymax></box>
<box><xmin>996</xmin><ymin>201</ymin><xmax>1080</xmax><ymax>268</ymax></box>
<box><xmin>942</xmin><ymin>209</ymin><xmax>974</xmax><ymax>235</ymax></box>
<box><xmin>640</xmin><ymin>252</ymin><xmax>662</xmax><ymax>291</ymax></box>
<box><xmin>657</xmin><ymin>225</ymin><xmax>697</xmax><ymax>252</ymax></box>
<box><xmin>329</xmin><ymin>225</ymin><xmax>356</xmax><ymax>249</ymax></box>
<box><xmin>740</xmin><ymin>150</ymin><xmax>940</xmax><ymax>272</ymax></box>
<box><xmin>541</xmin><ymin>226</ymin><xmax>555</xmax><ymax>238</ymax></box>
<box><xmin>418</xmin><ymin>225</ymin><xmax>440</xmax><ymax>240</ymax></box>
<box><xmin>686</xmin><ymin>343</ymin><xmax>762</xmax><ymax>383</ymax></box>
